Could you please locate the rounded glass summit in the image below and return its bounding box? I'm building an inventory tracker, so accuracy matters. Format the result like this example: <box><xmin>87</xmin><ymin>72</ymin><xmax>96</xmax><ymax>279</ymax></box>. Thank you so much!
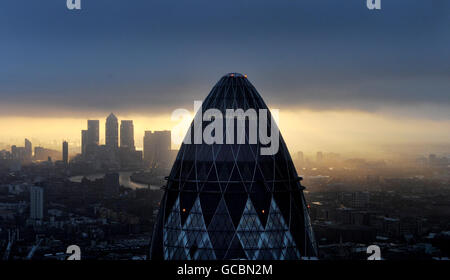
<box><xmin>150</xmin><ymin>73</ymin><xmax>317</xmax><ymax>260</ymax></box>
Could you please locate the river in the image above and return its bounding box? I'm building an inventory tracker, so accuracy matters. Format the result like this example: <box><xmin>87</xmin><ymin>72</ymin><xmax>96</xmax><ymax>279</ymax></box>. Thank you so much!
<box><xmin>69</xmin><ymin>171</ymin><xmax>161</xmax><ymax>190</ymax></box>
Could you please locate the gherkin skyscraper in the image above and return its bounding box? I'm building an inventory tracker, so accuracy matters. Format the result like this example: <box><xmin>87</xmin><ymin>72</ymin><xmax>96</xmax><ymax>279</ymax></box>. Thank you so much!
<box><xmin>150</xmin><ymin>73</ymin><xmax>317</xmax><ymax>260</ymax></box>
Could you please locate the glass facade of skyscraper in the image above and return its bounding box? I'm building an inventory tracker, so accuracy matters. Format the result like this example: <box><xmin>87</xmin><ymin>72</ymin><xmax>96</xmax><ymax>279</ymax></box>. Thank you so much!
<box><xmin>150</xmin><ymin>73</ymin><xmax>317</xmax><ymax>260</ymax></box>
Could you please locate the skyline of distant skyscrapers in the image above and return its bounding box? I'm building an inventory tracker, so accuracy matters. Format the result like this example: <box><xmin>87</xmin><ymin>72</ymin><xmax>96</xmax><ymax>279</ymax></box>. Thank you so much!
<box><xmin>78</xmin><ymin>114</ymin><xmax>146</xmax><ymax>169</ymax></box>
<box><xmin>2</xmin><ymin>113</ymin><xmax>175</xmax><ymax>170</ymax></box>
<box><xmin>10</xmin><ymin>138</ymin><xmax>33</xmax><ymax>164</ymax></box>
<box><xmin>73</xmin><ymin>114</ymin><xmax>174</xmax><ymax>170</ymax></box>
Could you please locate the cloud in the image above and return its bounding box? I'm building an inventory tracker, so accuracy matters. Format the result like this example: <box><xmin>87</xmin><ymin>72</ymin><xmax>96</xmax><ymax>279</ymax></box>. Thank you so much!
<box><xmin>0</xmin><ymin>0</ymin><xmax>449</xmax><ymax>118</ymax></box>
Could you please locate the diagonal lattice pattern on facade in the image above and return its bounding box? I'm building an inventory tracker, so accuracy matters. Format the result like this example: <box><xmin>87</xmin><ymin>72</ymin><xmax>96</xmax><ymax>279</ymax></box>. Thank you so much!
<box><xmin>150</xmin><ymin>73</ymin><xmax>317</xmax><ymax>260</ymax></box>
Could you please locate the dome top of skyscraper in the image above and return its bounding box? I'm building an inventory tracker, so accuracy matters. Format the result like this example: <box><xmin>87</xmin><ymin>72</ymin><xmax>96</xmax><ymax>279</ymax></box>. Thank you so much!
<box><xmin>150</xmin><ymin>73</ymin><xmax>317</xmax><ymax>260</ymax></box>
<box><xmin>201</xmin><ymin>73</ymin><xmax>265</xmax><ymax>111</ymax></box>
<box><xmin>225</xmin><ymin>72</ymin><xmax>246</xmax><ymax>78</ymax></box>
<box><xmin>210</xmin><ymin>73</ymin><xmax>249</xmax><ymax>89</ymax></box>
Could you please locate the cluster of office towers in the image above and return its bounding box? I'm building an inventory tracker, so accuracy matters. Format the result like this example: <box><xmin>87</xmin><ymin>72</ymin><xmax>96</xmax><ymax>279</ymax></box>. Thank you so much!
<box><xmin>81</xmin><ymin>113</ymin><xmax>172</xmax><ymax>168</ymax></box>
<box><xmin>81</xmin><ymin>114</ymin><xmax>136</xmax><ymax>155</ymax></box>
<box><xmin>8</xmin><ymin>138</ymin><xmax>68</xmax><ymax>166</ymax></box>
<box><xmin>10</xmin><ymin>139</ymin><xmax>33</xmax><ymax>163</ymax></box>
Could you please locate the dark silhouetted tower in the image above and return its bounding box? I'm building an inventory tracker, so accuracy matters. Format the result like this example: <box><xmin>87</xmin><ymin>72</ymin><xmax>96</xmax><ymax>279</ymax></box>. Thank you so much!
<box><xmin>120</xmin><ymin>120</ymin><xmax>135</xmax><ymax>150</ymax></box>
<box><xmin>30</xmin><ymin>186</ymin><xmax>44</xmax><ymax>220</ymax></box>
<box><xmin>81</xmin><ymin>130</ymin><xmax>88</xmax><ymax>156</ymax></box>
<box><xmin>106</xmin><ymin>113</ymin><xmax>119</xmax><ymax>149</ymax></box>
<box><xmin>143</xmin><ymin>130</ymin><xmax>171</xmax><ymax>168</ymax></box>
<box><xmin>24</xmin><ymin>138</ymin><xmax>32</xmax><ymax>162</ymax></box>
<box><xmin>62</xmin><ymin>141</ymin><xmax>68</xmax><ymax>165</ymax></box>
<box><xmin>87</xmin><ymin>120</ymin><xmax>99</xmax><ymax>146</ymax></box>
<box><xmin>150</xmin><ymin>73</ymin><xmax>317</xmax><ymax>260</ymax></box>
<box><xmin>86</xmin><ymin>120</ymin><xmax>99</xmax><ymax>156</ymax></box>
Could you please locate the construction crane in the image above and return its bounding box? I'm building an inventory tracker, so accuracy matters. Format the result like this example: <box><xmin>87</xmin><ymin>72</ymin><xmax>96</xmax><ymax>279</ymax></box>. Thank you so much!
<box><xmin>26</xmin><ymin>237</ymin><xmax>42</xmax><ymax>260</ymax></box>
<box><xmin>2</xmin><ymin>229</ymin><xmax>19</xmax><ymax>261</ymax></box>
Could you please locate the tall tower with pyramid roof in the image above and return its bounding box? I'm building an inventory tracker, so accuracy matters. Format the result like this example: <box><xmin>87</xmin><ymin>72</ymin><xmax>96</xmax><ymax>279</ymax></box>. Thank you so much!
<box><xmin>106</xmin><ymin>113</ymin><xmax>119</xmax><ymax>149</ymax></box>
<box><xmin>150</xmin><ymin>73</ymin><xmax>317</xmax><ymax>260</ymax></box>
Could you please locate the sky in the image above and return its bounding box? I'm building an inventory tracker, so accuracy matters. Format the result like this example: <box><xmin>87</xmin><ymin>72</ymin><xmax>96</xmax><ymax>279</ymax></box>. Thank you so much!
<box><xmin>0</xmin><ymin>0</ymin><xmax>449</xmax><ymax>157</ymax></box>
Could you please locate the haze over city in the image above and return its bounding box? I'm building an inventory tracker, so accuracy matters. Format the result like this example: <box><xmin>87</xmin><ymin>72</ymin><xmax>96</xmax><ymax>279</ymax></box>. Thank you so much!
<box><xmin>0</xmin><ymin>0</ymin><xmax>449</xmax><ymax>159</ymax></box>
<box><xmin>0</xmin><ymin>0</ymin><xmax>449</xmax><ymax>263</ymax></box>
